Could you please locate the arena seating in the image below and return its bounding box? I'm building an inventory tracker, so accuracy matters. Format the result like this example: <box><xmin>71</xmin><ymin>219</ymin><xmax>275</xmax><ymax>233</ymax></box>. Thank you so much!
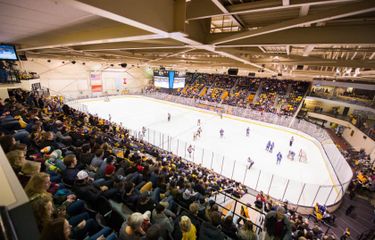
<box><xmin>1</xmin><ymin>88</ymin><xmax>370</xmax><ymax>240</ymax></box>
<box><xmin>169</xmin><ymin>72</ymin><xmax>310</xmax><ymax>116</ymax></box>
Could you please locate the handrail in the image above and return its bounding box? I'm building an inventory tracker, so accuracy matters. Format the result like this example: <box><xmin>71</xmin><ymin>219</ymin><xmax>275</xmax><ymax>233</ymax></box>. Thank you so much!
<box><xmin>0</xmin><ymin>206</ymin><xmax>18</xmax><ymax>240</ymax></box>
<box><xmin>174</xmin><ymin>201</ymin><xmax>262</xmax><ymax>239</ymax></box>
<box><xmin>213</xmin><ymin>190</ymin><xmax>265</xmax><ymax>232</ymax></box>
<box><xmin>214</xmin><ymin>190</ymin><xmax>265</xmax><ymax>217</ymax></box>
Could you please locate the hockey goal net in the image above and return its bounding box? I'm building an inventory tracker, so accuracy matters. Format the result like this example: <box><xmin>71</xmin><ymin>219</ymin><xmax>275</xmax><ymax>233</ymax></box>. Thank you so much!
<box><xmin>298</xmin><ymin>149</ymin><xmax>308</xmax><ymax>163</ymax></box>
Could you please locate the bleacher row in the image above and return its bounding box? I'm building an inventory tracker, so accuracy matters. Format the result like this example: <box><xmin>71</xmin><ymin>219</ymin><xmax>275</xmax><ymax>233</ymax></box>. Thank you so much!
<box><xmin>170</xmin><ymin>73</ymin><xmax>310</xmax><ymax>116</ymax></box>
<box><xmin>0</xmin><ymin>89</ymin><xmax>356</xmax><ymax>240</ymax></box>
<box><xmin>0</xmin><ymin>89</ymin><xmax>255</xmax><ymax>240</ymax></box>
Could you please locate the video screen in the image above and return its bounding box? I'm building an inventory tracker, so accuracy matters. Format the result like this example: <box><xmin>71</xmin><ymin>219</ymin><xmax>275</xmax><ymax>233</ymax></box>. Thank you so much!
<box><xmin>154</xmin><ymin>76</ymin><xmax>169</xmax><ymax>88</ymax></box>
<box><xmin>173</xmin><ymin>77</ymin><xmax>185</xmax><ymax>88</ymax></box>
<box><xmin>0</xmin><ymin>45</ymin><xmax>18</xmax><ymax>60</ymax></box>
<box><xmin>153</xmin><ymin>70</ymin><xmax>185</xmax><ymax>89</ymax></box>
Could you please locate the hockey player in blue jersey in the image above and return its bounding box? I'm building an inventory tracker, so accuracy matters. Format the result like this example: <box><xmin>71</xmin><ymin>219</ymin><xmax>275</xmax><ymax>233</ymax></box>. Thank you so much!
<box><xmin>276</xmin><ymin>152</ymin><xmax>282</xmax><ymax>164</ymax></box>
<box><xmin>220</xmin><ymin>128</ymin><xmax>224</xmax><ymax>138</ymax></box>
<box><xmin>266</xmin><ymin>140</ymin><xmax>271</xmax><ymax>151</ymax></box>
<box><xmin>270</xmin><ymin>142</ymin><xmax>275</xmax><ymax>153</ymax></box>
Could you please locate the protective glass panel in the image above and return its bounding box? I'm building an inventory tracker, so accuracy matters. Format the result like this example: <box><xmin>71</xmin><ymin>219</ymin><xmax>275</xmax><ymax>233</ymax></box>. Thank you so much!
<box><xmin>169</xmin><ymin>138</ymin><xmax>179</xmax><ymax>156</ymax></box>
<box><xmin>315</xmin><ymin>186</ymin><xmax>333</xmax><ymax>206</ymax></box>
<box><xmin>268</xmin><ymin>175</ymin><xmax>289</xmax><ymax>201</ymax></box>
<box><xmin>192</xmin><ymin>146</ymin><xmax>203</xmax><ymax>164</ymax></box>
<box><xmin>255</xmin><ymin>170</ymin><xmax>272</xmax><ymax>193</ymax></box>
<box><xmin>326</xmin><ymin>186</ymin><xmax>341</xmax><ymax>205</ymax></box>
<box><xmin>154</xmin><ymin>131</ymin><xmax>161</xmax><ymax>148</ymax></box>
<box><xmin>283</xmin><ymin>179</ymin><xmax>304</xmax><ymax>204</ymax></box>
<box><xmin>244</xmin><ymin>168</ymin><xmax>260</xmax><ymax>190</ymax></box>
<box><xmin>222</xmin><ymin>157</ymin><xmax>235</xmax><ymax>179</ymax></box>
<box><xmin>212</xmin><ymin>153</ymin><xmax>224</xmax><ymax>175</ymax></box>
<box><xmin>232</xmin><ymin>160</ymin><xmax>246</xmax><ymax>184</ymax></box>
<box><xmin>202</xmin><ymin>151</ymin><xmax>213</xmax><ymax>169</ymax></box>
<box><xmin>300</xmin><ymin>184</ymin><xmax>320</xmax><ymax>206</ymax></box>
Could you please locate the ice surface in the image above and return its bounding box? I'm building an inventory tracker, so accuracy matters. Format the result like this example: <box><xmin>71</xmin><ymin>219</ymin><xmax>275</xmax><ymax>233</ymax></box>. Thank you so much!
<box><xmin>70</xmin><ymin>96</ymin><xmax>340</xmax><ymax>205</ymax></box>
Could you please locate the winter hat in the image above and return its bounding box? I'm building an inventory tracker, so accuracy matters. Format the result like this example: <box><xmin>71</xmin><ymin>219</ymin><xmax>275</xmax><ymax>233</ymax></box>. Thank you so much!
<box><xmin>76</xmin><ymin>170</ymin><xmax>89</xmax><ymax>180</ymax></box>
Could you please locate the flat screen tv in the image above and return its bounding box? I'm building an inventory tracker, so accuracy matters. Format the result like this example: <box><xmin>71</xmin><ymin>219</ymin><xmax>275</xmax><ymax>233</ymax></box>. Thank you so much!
<box><xmin>0</xmin><ymin>44</ymin><xmax>18</xmax><ymax>61</ymax></box>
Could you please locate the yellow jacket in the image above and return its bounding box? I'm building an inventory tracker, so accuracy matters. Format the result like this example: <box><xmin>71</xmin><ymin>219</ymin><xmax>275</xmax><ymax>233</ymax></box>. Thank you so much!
<box><xmin>17</xmin><ymin>117</ymin><xmax>27</xmax><ymax>128</ymax></box>
<box><xmin>182</xmin><ymin>223</ymin><xmax>196</xmax><ymax>240</ymax></box>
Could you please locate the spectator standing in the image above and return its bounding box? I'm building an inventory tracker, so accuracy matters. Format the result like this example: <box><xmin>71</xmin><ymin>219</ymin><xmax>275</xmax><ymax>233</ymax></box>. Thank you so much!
<box><xmin>180</xmin><ymin>216</ymin><xmax>197</xmax><ymax>240</ymax></box>
<box><xmin>264</xmin><ymin>206</ymin><xmax>292</xmax><ymax>240</ymax></box>
<box><xmin>199</xmin><ymin>211</ymin><xmax>225</xmax><ymax>240</ymax></box>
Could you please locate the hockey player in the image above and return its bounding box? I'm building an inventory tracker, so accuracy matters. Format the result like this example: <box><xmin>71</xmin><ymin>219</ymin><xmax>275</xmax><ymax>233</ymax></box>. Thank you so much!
<box><xmin>197</xmin><ymin>119</ymin><xmax>201</xmax><ymax>126</ymax></box>
<box><xmin>187</xmin><ymin>144</ymin><xmax>194</xmax><ymax>158</ymax></box>
<box><xmin>108</xmin><ymin>114</ymin><xmax>112</xmax><ymax>122</ymax></box>
<box><xmin>246</xmin><ymin>127</ymin><xmax>250</xmax><ymax>137</ymax></box>
<box><xmin>220</xmin><ymin>128</ymin><xmax>224</xmax><ymax>138</ymax></box>
<box><xmin>197</xmin><ymin>127</ymin><xmax>202</xmax><ymax>136</ymax></box>
<box><xmin>276</xmin><ymin>152</ymin><xmax>282</xmax><ymax>164</ymax></box>
<box><xmin>167</xmin><ymin>113</ymin><xmax>171</xmax><ymax>122</ymax></box>
<box><xmin>270</xmin><ymin>142</ymin><xmax>275</xmax><ymax>153</ymax></box>
<box><xmin>218</xmin><ymin>110</ymin><xmax>223</xmax><ymax>119</ymax></box>
<box><xmin>142</xmin><ymin>126</ymin><xmax>146</xmax><ymax>136</ymax></box>
<box><xmin>289</xmin><ymin>136</ymin><xmax>294</xmax><ymax>147</ymax></box>
<box><xmin>287</xmin><ymin>150</ymin><xmax>295</xmax><ymax>161</ymax></box>
<box><xmin>247</xmin><ymin>157</ymin><xmax>254</xmax><ymax>169</ymax></box>
<box><xmin>266</xmin><ymin>141</ymin><xmax>271</xmax><ymax>151</ymax></box>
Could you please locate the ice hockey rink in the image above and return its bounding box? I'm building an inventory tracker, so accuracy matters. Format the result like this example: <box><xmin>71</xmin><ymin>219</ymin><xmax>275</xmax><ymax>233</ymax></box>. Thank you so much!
<box><xmin>69</xmin><ymin>95</ymin><xmax>341</xmax><ymax>206</ymax></box>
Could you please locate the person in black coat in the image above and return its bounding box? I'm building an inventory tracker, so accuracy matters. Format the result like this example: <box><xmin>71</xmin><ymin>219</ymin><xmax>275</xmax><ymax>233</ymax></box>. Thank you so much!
<box><xmin>264</xmin><ymin>206</ymin><xmax>292</xmax><ymax>240</ymax></box>
<box><xmin>221</xmin><ymin>215</ymin><xmax>238</xmax><ymax>239</ymax></box>
<box><xmin>72</xmin><ymin>170</ymin><xmax>115</xmax><ymax>208</ymax></box>
<box><xmin>199</xmin><ymin>211</ymin><xmax>225</xmax><ymax>240</ymax></box>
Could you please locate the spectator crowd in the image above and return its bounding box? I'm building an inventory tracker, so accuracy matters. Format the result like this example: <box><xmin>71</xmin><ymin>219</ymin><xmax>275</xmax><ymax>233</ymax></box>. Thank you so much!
<box><xmin>1</xmin><ymin>88</ymin><xmax>370</xmax><ymax>240</ymax></box>
<box><xmin>0</xmin><ymin>89</ymin><xmax>257</xmax><ymax>240</ymax></box>
<box><xmin>169</xmin><ymin>72</ymin><xmax>309</xmax><ymax>116</ymax></box>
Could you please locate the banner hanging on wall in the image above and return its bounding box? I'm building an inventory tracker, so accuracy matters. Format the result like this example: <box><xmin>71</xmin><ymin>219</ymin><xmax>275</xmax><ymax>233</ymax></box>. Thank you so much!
<box><xmin>90</xmin><ymin>72</ymin><xmax>102</xmax><ymax>92</ymax></box>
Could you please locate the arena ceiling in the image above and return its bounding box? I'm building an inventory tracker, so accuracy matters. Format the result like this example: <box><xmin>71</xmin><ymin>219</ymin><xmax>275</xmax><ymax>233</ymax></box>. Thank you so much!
<box><xmin>1</xmin><ymin>0</ymin><xmax>375</xmax><ymax>80</ymax></box>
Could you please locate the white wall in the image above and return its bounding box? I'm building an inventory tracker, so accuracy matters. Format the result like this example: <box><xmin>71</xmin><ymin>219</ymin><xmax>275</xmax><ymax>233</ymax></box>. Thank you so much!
<box><xmin>20</xmin><ymin>79</ymin><xmax>41</xmax><ymax>92</ymax></box>
<box><xmin>0</xmin><ymin>87</ymin><xmax>10</xmax><ymax>100</ymax></box>
<box><xmin>313</xmin><ymin>80</ymin><xmax>375</xmax><ymax>91</ymax></box>
<box><xmin>0</xmin><ymin>146</ymin><xmax>29</xmax><ymax>209</ymax></box>
<box><xmin>342</xmin><ymin>125</ymin><xmax>375</xmax><ymax>155</ymax></box>
<box><xmin>307</xmin><ymin>112</ymin><xmax>375</xmax><ymax>158</ymax></box>
<box><xmin>304</xmin><ymin>97</ymin><xmax>375</xmax><ymax>116</ymax></box>
<box><xmin>22</xmin><ymin>58</ymin><xmax>152</xmax><ymax>98</ymax></box>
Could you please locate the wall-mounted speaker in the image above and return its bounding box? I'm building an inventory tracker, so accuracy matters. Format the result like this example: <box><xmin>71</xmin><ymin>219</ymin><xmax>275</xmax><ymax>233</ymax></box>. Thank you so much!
<box><xmin>248</xmin><ymin>72</ymin><xmax>256</xmax><ymax>77</ymax></box>
<box><xmin>18</xmin><ymin>54</ymin><xmax>27</xmax><ymax>61</ymax></box>
<box><xmin>297</xmin><ymin>65</ymin><xmax>304</xmax><ymax>70</ymax></box>
<box><xmin>228</xmin><ymin>68</ymin><xmax>238</xmax><ymax>75</ymax></box>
